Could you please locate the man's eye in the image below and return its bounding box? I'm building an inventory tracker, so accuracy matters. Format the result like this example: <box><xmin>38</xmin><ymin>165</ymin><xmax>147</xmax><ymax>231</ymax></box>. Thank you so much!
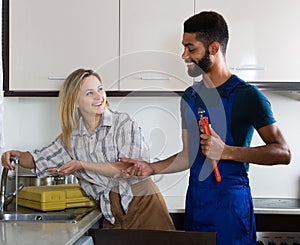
<box><xmin>189</xmin><ymin>49</ymin><xmax>195</xmax><ymax>53</ymax></box>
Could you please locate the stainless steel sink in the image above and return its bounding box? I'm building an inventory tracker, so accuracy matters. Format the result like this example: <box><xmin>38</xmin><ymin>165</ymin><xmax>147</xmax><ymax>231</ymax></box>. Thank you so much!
<box><xmin>0</xmin><ymin>207</ymin><xmax>96</xmax><ymax>223</ymax></box>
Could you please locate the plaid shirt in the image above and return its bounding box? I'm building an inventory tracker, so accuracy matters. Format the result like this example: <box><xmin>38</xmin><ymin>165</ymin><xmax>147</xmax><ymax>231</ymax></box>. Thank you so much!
<box><xmin>31</xmin><ymin>108</ymin><xmax>150</xmax><ymax>224</ymax></box>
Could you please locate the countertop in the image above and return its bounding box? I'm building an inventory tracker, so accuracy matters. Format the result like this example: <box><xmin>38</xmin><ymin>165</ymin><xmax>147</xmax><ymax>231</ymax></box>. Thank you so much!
<box><xmin>0</xmin><ymin>208</ymin><xmax>102</xmax><ymax>245</ymax></box>
<box><xmin>164</xmin><ymin>196</ymin><xmax>300</xmax><ymax>215</ymax></box>
<box><xmin>1</xmin><ymin>196</ymin><xmax>299</xmax><ymax>245</ymax></box>
<box><xmin>253</xmin><ymin>198</ymin><xmax>300</xmax><ymax>215</ymax></box>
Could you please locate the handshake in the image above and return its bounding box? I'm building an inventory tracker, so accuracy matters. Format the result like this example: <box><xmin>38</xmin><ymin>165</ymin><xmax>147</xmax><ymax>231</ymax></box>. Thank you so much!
<box><xmin>114</xmin><ymin>158</ymin><xmax>154</xmax><ymax>178</ymax></box>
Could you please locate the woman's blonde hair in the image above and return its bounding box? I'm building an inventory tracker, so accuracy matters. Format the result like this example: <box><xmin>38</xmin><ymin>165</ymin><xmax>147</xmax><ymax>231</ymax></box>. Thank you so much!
<box><xmin>58</xmin><ymin>68</ymin><xmax>108</xmax><ymax>149</ymax></box>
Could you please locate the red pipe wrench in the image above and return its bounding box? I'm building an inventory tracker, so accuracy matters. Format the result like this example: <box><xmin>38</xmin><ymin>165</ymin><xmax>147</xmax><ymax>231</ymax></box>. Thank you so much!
<box><xmin>198</xmin><ymin>109</ymin><xmax>222</xmax><ymax>182</ymax></box>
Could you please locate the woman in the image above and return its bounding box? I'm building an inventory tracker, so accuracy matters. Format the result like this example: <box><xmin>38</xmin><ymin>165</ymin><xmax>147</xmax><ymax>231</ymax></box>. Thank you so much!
<box><xmin>1</xmin><ymin>68</ymin><xmax>175</xmax><ymax>230</ymax></box>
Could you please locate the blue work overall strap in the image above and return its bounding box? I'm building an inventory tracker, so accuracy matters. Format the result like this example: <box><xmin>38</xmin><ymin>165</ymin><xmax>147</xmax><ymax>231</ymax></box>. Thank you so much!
<box><xmin>184</xmin><ymin>77</ymin><xmax>247</xmax><ymax>184</ymax></box>
<box><xmin>184</xmin><ymin>76</ymin><xmax>256</xmax><ymax>245</ymax></box>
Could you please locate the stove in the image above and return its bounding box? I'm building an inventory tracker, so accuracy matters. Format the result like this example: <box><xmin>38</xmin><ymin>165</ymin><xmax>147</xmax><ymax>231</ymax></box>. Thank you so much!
<box><xmin>254</xmin><ymin>198</ymin><xmax>300</xmax><ymax>244</ymax></box>
<box><xmin>256</xmin><ymin>232</ymin><xmax>300</xmax><ymax>245</ymax></box>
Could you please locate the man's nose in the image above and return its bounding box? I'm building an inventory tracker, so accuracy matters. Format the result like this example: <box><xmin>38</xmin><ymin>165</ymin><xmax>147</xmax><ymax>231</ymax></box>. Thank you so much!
<box><xmin>181</xmin><ymin>48</ymin><xmax>189</xmax><ymax>60</ymax></box>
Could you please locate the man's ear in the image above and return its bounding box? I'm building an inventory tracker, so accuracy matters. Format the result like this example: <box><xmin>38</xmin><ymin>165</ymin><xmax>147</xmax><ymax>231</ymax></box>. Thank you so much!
<box><xmin>209</xmin><ymin>42</ymin><xmax>220</xmax><ymax>55</ymax></box>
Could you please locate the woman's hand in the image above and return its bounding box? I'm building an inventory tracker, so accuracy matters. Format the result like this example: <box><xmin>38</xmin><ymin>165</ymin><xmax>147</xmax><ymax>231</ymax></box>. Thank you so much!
<box><xmin>47</xmin><ymin>160</ymin><xmax>83</xmax><ymax>176</ymax></box>
<box><xmin>1</xmin><ymin>150</ymin><xmax>22</xmax><ymax>170</ymax></box>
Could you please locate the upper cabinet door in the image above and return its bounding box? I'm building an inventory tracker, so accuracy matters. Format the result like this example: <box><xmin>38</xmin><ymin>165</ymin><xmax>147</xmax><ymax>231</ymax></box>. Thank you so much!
<box><xmin>120</xmin><ymin>0</ymin><xmax>194</xmax><ymax>91</ymax></box>
<box><xmin>195</xmin><ymin>0</ymin><xmax>300</xmax><ymax>82</ymax></box>
<box><xmin>9</xmin><ymin>0</ymin><xmax>119</xmax><ymax>91</ymax></box>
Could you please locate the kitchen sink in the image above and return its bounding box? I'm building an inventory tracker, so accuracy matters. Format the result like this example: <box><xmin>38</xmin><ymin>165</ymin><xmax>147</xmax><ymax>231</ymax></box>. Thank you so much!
<box><xmin>0</xmin><ymin>207</ymin><xmax>96</xmax><ymax>223</ymax></box>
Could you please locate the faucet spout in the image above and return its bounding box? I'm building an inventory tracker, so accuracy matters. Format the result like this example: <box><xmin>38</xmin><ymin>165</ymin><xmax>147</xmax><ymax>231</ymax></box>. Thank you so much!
<box><xmin>0</xmin><ymin>157</ymin><xmax>22</xmax><ymax>212</ymax></box>
<box><xmin>0</xmin><ymin>168</ymin><xmax>9</xmax><ymax>212</ymax></box>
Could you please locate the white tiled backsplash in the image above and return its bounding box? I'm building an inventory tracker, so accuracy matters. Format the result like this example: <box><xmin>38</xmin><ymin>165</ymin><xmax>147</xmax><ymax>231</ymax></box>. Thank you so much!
<box><xmin>1</xmin><ymin>92</ymin><xmax>300</xmax><ymax>198</ymax></box>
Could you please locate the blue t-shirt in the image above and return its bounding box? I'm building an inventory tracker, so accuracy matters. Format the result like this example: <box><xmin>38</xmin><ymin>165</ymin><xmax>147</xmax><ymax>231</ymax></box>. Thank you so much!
<box><xmin>181</xmin><ymin>75</ymin><xmax>276</xmax><ymax>150</ymax></box>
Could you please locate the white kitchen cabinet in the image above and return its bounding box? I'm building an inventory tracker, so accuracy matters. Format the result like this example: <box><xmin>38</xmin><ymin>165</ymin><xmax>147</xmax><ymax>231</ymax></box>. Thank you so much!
<box><xmin>9</xmin><ymin>0</ymin><xmax>119</xmax><ymax>91</ymax></box>
<box><xmin>119</xmin><ymin>0</ymin><xmax>194</xmax><ymax>91</ymax></box>
<box><xmin>195</xmin><ymin>0</ymin><xmax>300</xmax><ymax>82</ymax></box>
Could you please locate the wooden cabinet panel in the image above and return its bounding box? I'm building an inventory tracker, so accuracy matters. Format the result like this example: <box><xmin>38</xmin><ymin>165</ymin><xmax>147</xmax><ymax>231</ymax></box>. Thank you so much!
<box><xmin>195</xmin><ymin>0</ymin><xmax>300</xmax><ymax>82</ymax></box>
<box><xmin>7</xmin><ymin>0</ymin><xmax>300</xmax><ymax>94</ymax></box>
<box><xmin>119</xmin><ymin>0</ymin><xmax>194</xmax><ymax>91</ymax></box>
<box><xmin>9</xmin><ymin>0</ymin><xmax>119</xmax><ymax>91</ymax></box>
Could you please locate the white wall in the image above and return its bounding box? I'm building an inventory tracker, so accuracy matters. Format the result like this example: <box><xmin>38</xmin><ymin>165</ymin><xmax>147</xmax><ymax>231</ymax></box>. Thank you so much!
<box><xmin>1</xmin><ymin>91</ymin><xmax>299</xmax><ymax>198</ymax></box>
<box><xmin>249</xmin><ymin>91</ymin><xmax>300</xmax><ymax>198</ymax></box>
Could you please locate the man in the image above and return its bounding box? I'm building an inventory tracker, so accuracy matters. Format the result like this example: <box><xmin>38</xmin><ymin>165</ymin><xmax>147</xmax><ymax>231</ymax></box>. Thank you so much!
<box><xmin>122</xmin><ymin>11</ymin><xmax>291</xmax><ymax>244</ymax></box>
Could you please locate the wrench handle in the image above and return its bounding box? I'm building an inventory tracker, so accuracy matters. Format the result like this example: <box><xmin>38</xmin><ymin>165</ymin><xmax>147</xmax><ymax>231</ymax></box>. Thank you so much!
<box><xmin>199</xmin><ymin>116</ymin><xmax>222</xmax><ymax>182</ymax></box>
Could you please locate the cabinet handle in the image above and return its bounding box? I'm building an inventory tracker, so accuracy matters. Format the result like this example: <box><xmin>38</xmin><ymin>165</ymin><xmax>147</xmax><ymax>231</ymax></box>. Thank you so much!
<box><xmin>140</xmin><ymin>76</ymin><xmax>171</xmax><ymax>80</ymax></box>
<box><xmin>230</xmin><ymin>65</ymin><xmax>265</xmax><ymax>71</ymax></box>
<box><xmin>48</xmin><ymin>77</ymin><xmax>65</xmax><ymax>80</ymax></box>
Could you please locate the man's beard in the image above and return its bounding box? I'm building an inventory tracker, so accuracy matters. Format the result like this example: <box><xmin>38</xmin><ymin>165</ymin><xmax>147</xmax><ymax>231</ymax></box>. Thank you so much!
<box><xmin>187</xmin><ymin>51</ymin><xmax>212</xmax><ymax>77</ymax></box>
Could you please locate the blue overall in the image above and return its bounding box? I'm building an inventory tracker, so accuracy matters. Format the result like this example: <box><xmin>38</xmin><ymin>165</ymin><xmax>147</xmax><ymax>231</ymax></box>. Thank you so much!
<box><xmin>182</xmin><ymin>76</ymin><xmax>257</xmax><ymax>245</ymax></box>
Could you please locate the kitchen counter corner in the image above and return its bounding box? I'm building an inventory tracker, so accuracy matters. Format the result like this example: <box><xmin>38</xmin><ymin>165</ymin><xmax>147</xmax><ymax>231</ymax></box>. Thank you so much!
<box><xmin>0</xmin><ymin>208</ymin><xmax>102</xmax><ymax>245</ymax></box>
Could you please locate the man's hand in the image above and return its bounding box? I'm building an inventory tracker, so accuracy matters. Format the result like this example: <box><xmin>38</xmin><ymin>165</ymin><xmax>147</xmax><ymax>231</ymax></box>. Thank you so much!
<box><xmin>200</xmin><ymin>126</ymin><xmax>225</xmax><ymax>160</ymax></box>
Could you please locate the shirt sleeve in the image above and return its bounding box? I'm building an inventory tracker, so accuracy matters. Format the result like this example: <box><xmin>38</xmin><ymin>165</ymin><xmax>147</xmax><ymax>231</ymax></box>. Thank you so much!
<box><xmin>115</xmin><ymin>114</ymin><xmax>150</xmax><ymax>162</ymax></box>
<box><xmin>30</xmin><ymin>137</ymin><xmax>73</xmax><ymax>178</ymax></box>
<box><xmin>180</xmin><ymin>86</ymin><xmax>194</xmax><ymax>130</ymax></box>
<box><xmin>246</xmin><ymin>86</ymin><xmax>276</xmax><ymax>129</ymax></box>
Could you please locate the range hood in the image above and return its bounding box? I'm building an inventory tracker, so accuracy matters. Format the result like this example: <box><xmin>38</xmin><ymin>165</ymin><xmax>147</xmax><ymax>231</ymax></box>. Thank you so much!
<box><xmin>250</xmin><ymin>81</ymin><xmax>300</xmax><ymax>91</ymax></box>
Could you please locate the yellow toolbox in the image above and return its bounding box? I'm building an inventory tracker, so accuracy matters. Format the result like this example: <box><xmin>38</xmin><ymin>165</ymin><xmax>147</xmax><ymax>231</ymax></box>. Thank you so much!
<box><xmin>17</xmin><ymin>184</ymin><xmax>96</xmax><ymax>211</ymax></box>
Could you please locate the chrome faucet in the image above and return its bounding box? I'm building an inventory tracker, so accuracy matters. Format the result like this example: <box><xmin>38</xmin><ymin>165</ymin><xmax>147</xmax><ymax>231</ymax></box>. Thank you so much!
<box><xmin>0</xmin><ymin>157</ymin><xmax>24</xmax><ymax>212</ymax></box>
